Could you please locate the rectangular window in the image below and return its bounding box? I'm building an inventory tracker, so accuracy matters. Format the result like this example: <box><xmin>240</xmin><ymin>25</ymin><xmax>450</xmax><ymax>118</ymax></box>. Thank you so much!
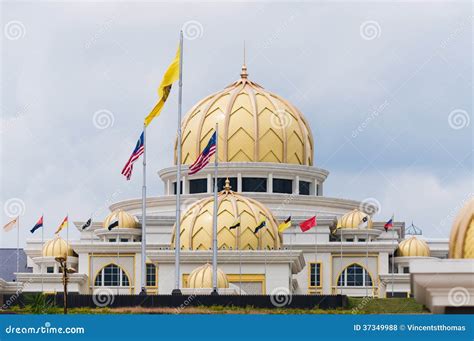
<box><xmin>299</xmin><ymin>181</ymin><xmax>311</xmax><ymax>195</ymax></box>
<box><xmin>359</xmin><ymin>238</ymin><xmax>365</xmax><ymax>242</ymax></box>
<box><xmin>109</xmin><ymin>238</ymin><xmax>116</xmax><ymax>243</ymax></box>
<box><xmin>273</xmin><ymin>178</ymin><xmax>293</xmax><ymax>194</ymax></box>
<box><xmin>47</xmin><ymin>267</ymin><xmax>54</xmax><ymax>274</ymax></box>
<box><xmin>120</xmin><ymin>238</ymin><xmax>128</xmax><ymax>243</ymax></box>
<box><xmin>242</xmin><ymin>177</ymin><xmax>267</xmax><ymax>192</ymax></box>
<box><xmin>146</xmin><ymin>263</ymin><xmax>157</xmax><ymax>287</ymax></box>
<box><xmin>189</xmin><ymin>179</ymin><xmax>207</xmax><ymax>194</ymax></box>
<box><xmin>403</xmin><ymin>267</ymin><xmax>410</xmax><ymax>273</ymax></box>
<box><xmin>346</xmin><ymin>238</ymin><xmax>354</xmax><ymax>242</ymax></box>
<box><xmin>173</xmin><ymin>181</ymin><xmax>183</xmax><ymax>194</ymax></box>
<box><xmin>309</xmin><ymin>263</ymin><xmax>321</xmax><ymax>287</ymax></box>
<box><xmin>213</xmin><ymin>177</ymin><xmax>237</xmax><ymax>192</ymax></box>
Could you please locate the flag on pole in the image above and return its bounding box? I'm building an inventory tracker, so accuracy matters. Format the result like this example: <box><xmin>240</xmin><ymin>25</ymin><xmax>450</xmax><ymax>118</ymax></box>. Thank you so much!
<box><xmin>121</xmin><ymin>132</ymin><xmax>145</xmax><ymax>180</ymax></box>
<box><xmin>144</xmin><ymin>46</ymin><xmax>181</xmax><ymax>126</ymax></box>
<box><xmin>300</xmin><ymin>216</ymin><xmax>317</xmax><ymax>232</ymax></box>
<box><xmin>384</xmin><ymin>215</ymin><xmax>394</xmax><ymax>232</ymax></box>
<box><xmin>81</xmin><ymin>218</ymin><xmax>92</xmax><ymax>230</ymax></box>
<box><xmin>278</xmin><ymin>216</ymin><xmax>292</xmax><ymax>233</ymax></box>
<box><xmin>229</xmin><ymin>215</ymin><xmax>241</xmax><ymax>230</ymax></box>
<box><xmin>188</xmin><ymin>132</ymin><xmax>217</xmax><ymax>175</ymax></box>
<box><xmin>108</xmin><ymin>217</ymin><xmax>119</xmax><ymax>231</ymax></box>
<box><xmin>30</xmin><ymin>216</ymin><xmax>43</xmax><ymax>234</ymax></box>
<box><xmin>3</xmin><ymin>217</ymin><xmax>18</xmax><ymax>232</ymax></box>
<box><xmin>55</xmin><ymin>215</ymin><xmax>68</xmax><ymax>234</ymax></box>
<box><xmin>254</xmin><ymin>219</ymin><xmax>266</xmax><ymax>234</ymax></box>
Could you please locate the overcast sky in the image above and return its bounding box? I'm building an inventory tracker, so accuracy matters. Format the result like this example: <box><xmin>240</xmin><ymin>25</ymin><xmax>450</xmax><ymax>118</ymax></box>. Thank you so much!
<box><xmin>1</xmin><ymin>1</ymin><xmax>472</xmax><ymax>247</ymax></box>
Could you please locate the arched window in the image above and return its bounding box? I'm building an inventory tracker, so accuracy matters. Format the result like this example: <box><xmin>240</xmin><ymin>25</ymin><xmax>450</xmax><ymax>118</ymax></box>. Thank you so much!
<box><xmin>337</xmin><ymin>264</ymin><xmax>372</xmax><ymax>287</ymax></box>
<box><xmin>94</xmin><ymin>264</ymin><xmax>130</xmax><ymax>287</ymax></box>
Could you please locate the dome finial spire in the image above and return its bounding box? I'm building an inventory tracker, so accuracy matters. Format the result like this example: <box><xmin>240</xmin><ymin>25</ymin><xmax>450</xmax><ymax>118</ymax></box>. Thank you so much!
<box><xmin>241</xmin><ymin>41</ymin><xmax>248</xmax><ymax>79</ymax></box>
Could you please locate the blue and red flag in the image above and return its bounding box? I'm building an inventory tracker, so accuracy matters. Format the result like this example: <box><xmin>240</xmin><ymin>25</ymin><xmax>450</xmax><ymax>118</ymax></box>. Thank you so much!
<box><xmin>188</xmin><ymin>131</ymin><xmax>217</xmax><ymax>175</ymax></box>
<box><xmin>30</xmin><ymin>215</ymin><xmax>43</xmax><ymax>234</ymax></box>
<box><xmin>384</xmin><ymin>215</ymin><xmax>394</xmax><ymax>232</ymax></box>
<box><xmin>121</xmin><ymin>132</ymin><xmax>145</xmax><ymax>180</ymax></box>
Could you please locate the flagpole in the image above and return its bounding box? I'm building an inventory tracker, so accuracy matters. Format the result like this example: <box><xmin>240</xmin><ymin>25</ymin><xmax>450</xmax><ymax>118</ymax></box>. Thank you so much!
<box><xmin>41</xmin><ymin>213</ymin><xmax>44</xmax><ymax>293</ymax></box>
<box><xmin>90</xmin><ymin>215</ymin><xmax>94</xmax><ymax>294</ymax></box>
<box><xmin>365</xmin><ymin>225</ymin><xmax>369</xmax><ymax>297</ymax></box>
<box><xmin>314</xmin><ymin>215</ymin><xmax>317</xmax><ymax>295</ymax></box>
<box><xmin>140</xmin><ymin>123</ymin><xmax>147</xmax><ymax>295</ymax></box>
<box><xmin>339</xmin><ymin>227</ymin><xmax>343</xmax><ymax>295</ymax></box>
<box><xmin>16</xmin><ymin>216</ymin><xmax>19</xmax><ymax>291</ymax></box>
<box><xmin>211</xmin><ymin>123</ymin><xmax>219</xmax><ymax>295</ymax></box>
<box><xmin>391</xmin><ymin>214</ymin><xmax>395</xmax><ymax>298</ymax></box>
<box><xmin>173</xmin><ymin>31</ymin><xmax>184</xmax><ymax>295</ymax></box>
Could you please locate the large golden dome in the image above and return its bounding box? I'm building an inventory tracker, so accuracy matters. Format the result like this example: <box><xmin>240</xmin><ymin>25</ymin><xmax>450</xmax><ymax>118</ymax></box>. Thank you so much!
<box><xmin>449</xmin><ymin>198</ymin><xmax>474</xmax><ymax>259</ymax></box>
<box><xmin>397</xmin><ymin>236</ymin><xmax>430</xmax><ymax>257</ymax></box>
<box><xmin>187</xmin><ymin>263</ymin><xmax>229</xmax><ymax>289</ymax></box>
<box><xmin>336</xmin><ymin>209</ymin><xmax>373</xmax><ymax>229</ymax></box>
<box><xmin>175</xmin><ymin>65</ymin><xmax>314</xmax><ymax>166</ymax></box>
<box><xmin>42</xmin><ymin>236</ymin><xmax>75</xmax><ymax>258</ymax></box>
<box><xmin>103</xmin><ymin>209</ymin><xmax>139</xmax><ymax>229</ymax></box>
<box><xmin>171</xmin><ymin>180</ymin><xmax>281</xmax><ymax>250</ymax></box>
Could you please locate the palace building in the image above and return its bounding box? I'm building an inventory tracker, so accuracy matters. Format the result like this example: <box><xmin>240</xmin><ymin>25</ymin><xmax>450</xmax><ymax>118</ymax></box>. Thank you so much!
<box><xmin>2</xmin><ymin>63</ymin><xmax>471</xmax><ymax>312</ymax></box>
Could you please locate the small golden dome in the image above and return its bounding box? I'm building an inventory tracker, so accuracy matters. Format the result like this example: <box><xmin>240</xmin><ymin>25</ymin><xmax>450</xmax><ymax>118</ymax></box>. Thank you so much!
<box><xmin>397</xmin><ymin>236</ymin><xmax>430</xmax><ymax>257</ymax></box>
<box><xmin>188</xmin><ymin>263</ymin><xmax>229</xmax><ymax>289</ymax></box>
<box><xmin>103</xmin><ymin>210</ymin><xmax>139</xmax><ymax>229</ymax></box>
<box><xmin>42</xmin><ymin>236</ymin><xmax>75</xmax><ymax>258</ymax></box>
<box><xmin>175</xmin><ymin>66</ymin><xmax>314</xmax><ymax>166</ymax></box>
<box><xmin>171</xmin><ymin>186</ymin><xmax>281</xmax><ymax>250</ymax></box>
<box><xmin>336</xmin><ymin>209</ymin><xmax>373</xmax><ymax>229</ymax></box>
<box><xmin>449</xmin><ymin>198</ymin><xmax>474</xmax><ymax>259</ymax></box>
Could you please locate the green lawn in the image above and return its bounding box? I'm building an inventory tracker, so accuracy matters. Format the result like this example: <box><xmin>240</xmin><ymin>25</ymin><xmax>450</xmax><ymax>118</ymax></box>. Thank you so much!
<box><xmin>8</xmin><ymin>298</ymin><xmax>428</xmax><ymax>314</ymax></box>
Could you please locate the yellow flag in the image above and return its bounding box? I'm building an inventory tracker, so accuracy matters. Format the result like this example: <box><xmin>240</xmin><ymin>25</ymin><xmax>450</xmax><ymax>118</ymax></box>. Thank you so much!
<box><xmin>144</xmin><ymin>46</ymin><xmax>180</xmax><ymax>126</ymax></box>
<box><xmin>278</xmin><ymin>216</ymin><xmax>292</xmax><ymax>233</ymax></box>
<box><xmin>55</xmin><ymin>215</ymin><xmax>68</xmax><ymax>234</ymax></box>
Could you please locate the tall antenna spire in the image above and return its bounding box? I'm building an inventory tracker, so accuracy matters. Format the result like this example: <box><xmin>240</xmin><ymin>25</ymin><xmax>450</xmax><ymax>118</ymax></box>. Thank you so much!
<box><xmin>241</xmin><ymin>40</ymin><xmax>248</xmax><ymax>79</ymax></box>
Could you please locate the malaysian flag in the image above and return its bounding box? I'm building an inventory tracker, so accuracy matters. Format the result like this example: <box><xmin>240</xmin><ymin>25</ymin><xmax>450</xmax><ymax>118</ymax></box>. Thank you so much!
<box><xmin>188</xmin><ymin>131</ymin><xmax>217</xmax><ymax>175</ymax></box>
<box><xmin>121</xmin><ymin>132</ymin><xmax>145</xmax><ymax>180</ymax></box>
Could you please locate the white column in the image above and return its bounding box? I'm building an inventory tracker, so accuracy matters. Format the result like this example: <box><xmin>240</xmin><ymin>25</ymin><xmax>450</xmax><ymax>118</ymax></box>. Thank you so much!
<box><xmin>314</xmin><ymin>179</ymin><xmax>318</xmax><ymax>196</ymax></box>
<box><xmin>166</xmin><ymin>179</ymin><xmax>171</xmax><ymax>195</ymax></box>
<box><xmin>268</xmin><ymin>173</ymin><xmax>273</xmax><ymax>193</ymax></box>
<box><xmin>207</xmin><ymin>173</ymin><xmax>212</xmax><ymax>193</ymax></box>
<box><xmin>182</xmin><ymin>176</ymin><xmax>187</xmax><ymax>194</ymax></box>
<box><xmin>295</xmin><ymin>175</ymin><xmax>300</xmax><ymax>194</ymax></box>
<box><xmin>237</xmin><ymin>173</ymin><xmax>242</xmax><ymax>192</ymax></box>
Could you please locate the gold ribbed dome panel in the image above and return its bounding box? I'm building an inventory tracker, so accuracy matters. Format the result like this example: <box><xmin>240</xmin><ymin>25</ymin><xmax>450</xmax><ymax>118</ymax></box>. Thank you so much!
<box><xmin>103</xmin><ymin>209</ymin><xmax>139</xmax><ymax>229</ymax></box>
<box><xmin>188</xmin><ymin>264</ymin><xmax>229</xmax><ymax>289</ymax></box>
<box><xmin>42</xmin><ymin>236</ymin><xmax>75</xmax><ymax>258</ymax></box>
<box><xmin>449</xmin><ymin>198</ymin><xmax>474</xmax><ymax>259</ymax></box>
<box><xmin>175</xmin><ymin>67</ymin><xmax>314</xmax><ymax>166</ymax></box>
<box><xmin>336</xmin><ymin>209</ymin><xmax>373</xmax><ymax>229</ymax></box>
<box><xmin>171</xmin><ymin>184</ymin><xmax>281</xmax><ymax>250</ymax></box>
<box><xmin>397</xmin><ymin>236</ymin><xmax>430</xmax><ymax>257</ymax></box>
